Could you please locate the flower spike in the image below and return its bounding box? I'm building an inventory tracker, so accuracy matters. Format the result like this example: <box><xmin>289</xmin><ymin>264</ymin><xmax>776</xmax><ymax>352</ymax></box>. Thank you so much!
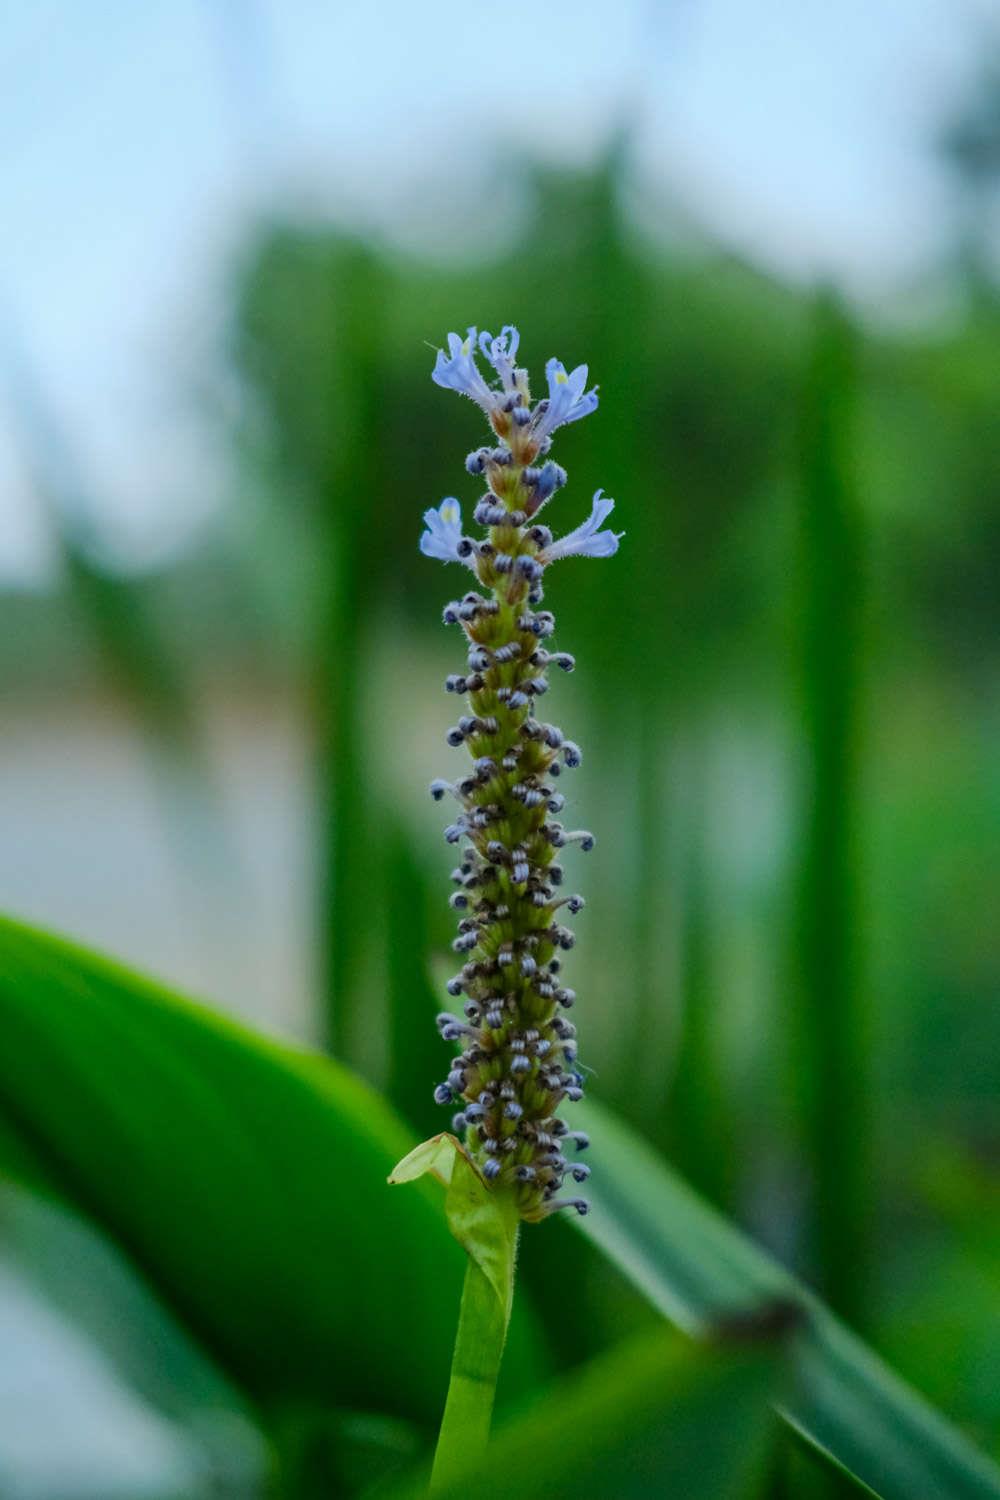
<box><xmin>420</xmin><ymin>325</ymin><xmax>622</xmax><ymax>1223</ymax></box>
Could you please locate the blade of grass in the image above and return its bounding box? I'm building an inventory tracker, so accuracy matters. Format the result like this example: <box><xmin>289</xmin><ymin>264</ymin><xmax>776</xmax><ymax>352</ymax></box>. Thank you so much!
<box><xmin>313</xmin><ymin>245</ymin><xmax>391</xmax><ymax>1062</ymax></box>
<box><xmin>792</xmin><ymin>291</ymin><xmax>869</xmax><ymax>1325</ymax></box>
<box><xmin>667</xmin><ymin>734</ymin><xmax>734</xmax><ymax>1206</ymax></box>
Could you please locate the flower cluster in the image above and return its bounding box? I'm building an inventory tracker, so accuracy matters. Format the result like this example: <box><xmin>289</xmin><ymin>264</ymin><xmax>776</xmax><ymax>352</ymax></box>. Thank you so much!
<box><xmin>421</xmin><ymin>325</ymin><xmax>622</xmax><ymax>1222</ymax></box>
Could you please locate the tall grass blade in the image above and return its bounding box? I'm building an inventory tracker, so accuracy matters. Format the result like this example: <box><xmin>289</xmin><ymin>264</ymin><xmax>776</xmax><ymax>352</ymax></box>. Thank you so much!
<box><xmin>792</xmin><ymin>292</ymin><xmax>868</xmax><ymax>1324</ymax></box>
<box><xmin>310</xmin><ymin>246</ymin><xmax>389</xmax><ymax>1060</ymax></box>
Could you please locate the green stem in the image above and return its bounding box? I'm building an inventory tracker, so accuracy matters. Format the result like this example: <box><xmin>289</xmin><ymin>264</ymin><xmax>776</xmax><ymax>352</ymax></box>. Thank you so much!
<box><xmin>793</xmin><ymin>291</ymin><xmax>868</xmax><ymax>1327</ymax></box>
<box><xmin>430</xmin><ymin>1221</ymin><xmax>519</xmax><ymax>1494</ymax></box>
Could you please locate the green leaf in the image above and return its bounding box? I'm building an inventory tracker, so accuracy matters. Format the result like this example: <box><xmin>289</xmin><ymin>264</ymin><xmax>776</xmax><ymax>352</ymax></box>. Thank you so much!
<box><xmin>573</xmin><ymin>1096</ymin><xmax>1000</xmax><ymax>1500</ymax></box>
<box><xmin>0</xmin><ymin>913</ymin><xmax>542</xmax><ymax>1433</ymax></box>
<box><xmin>382</xmin><ymin>1325</ymin><xmax>781</xmax><ymax>1500</ymax></box>
<box><xmin>2</xmin><ymin>1179</ymin><xmax>262</xmax><ymax>1441</ymax></box>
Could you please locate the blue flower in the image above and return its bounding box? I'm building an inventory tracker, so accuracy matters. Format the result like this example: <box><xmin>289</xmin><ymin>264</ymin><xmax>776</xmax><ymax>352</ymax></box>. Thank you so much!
<box><xmin>478</xmin><ymin>326</ymin><xmax>520</xmax><ymax>392</ymax></box>
<box><xmin>431</xmin><ymin>328</ymin><xmax>497</xmax><ymax>413</ymax></box>
<box><xmin>540</xmin><ymin>490</ymin><xmax>623</xmax><ymax>563</ymax></box>
<box><xmin>420</xmin><ymin>498</ymin><xmax>473</xmax><ymax>565</ymax></box>
<box><xmin>533</xmin><ymin>358</ymin><xmax>599</xmax><ymax>439</ymax></box>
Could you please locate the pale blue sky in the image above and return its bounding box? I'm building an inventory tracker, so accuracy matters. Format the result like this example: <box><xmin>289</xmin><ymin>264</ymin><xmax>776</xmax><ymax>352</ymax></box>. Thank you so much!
<box><xmin>0</xmin><ymin>0</ymin><xmax>988</xmax><ymax>581</ymax></box>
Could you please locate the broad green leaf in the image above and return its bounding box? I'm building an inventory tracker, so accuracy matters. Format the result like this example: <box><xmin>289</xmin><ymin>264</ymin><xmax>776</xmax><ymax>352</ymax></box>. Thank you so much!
<box><xmin>382</xmin><ymin>1325</ymin><xmax>781</xmax><ymax>1500</ymax></box>
<box><xmin>573</xmin><ymin>1095</ymin><xmax>1000</xmax><ymax>1500</ymax></box>
<box><xmin>1</xmin><ymin>1178</ymin><xmax>260</xmax><ymax>1436</ymax></box>
<box><xmin>0</xmin><ymin>914</ymin><xmax>541</xmax><ymax>1433</ymax></box>
<box><xmin>0</xmin><ymin>1109</ymin><xmax>53</xmax><ymax>1199</ymax></box>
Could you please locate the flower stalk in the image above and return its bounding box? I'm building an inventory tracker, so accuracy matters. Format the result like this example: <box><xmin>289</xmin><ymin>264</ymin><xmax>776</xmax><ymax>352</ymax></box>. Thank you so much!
<box><xmin>429</xmin><ymin>1204</ymin><xmax>519</xmax><ymax>1492</ymax></box>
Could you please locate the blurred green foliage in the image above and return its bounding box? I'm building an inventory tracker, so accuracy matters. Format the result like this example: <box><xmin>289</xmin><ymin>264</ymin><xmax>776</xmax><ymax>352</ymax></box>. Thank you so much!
<box><xmin>229</xmin><ymin>153</ymin><xmax>1000</xmax><ymax>1475</ymax></box>
<box><xmin>2</xmin><ymin>149</ymin><xmax>999</xmax><ymax>1496</ymax></box>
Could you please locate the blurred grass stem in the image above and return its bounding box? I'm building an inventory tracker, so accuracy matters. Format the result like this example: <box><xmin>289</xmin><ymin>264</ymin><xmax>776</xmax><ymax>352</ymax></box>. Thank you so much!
<box><xmin>793</xmin><ymin>292</ymin><xmax>868</xmax><ymax>1327</ymax></box>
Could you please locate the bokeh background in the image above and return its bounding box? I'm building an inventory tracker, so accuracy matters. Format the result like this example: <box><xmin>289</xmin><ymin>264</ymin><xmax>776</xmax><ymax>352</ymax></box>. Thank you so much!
<box><xmin>2</xmin><ymin>1</ymin><xmax>1000</xmax><ymax>1495</ymax></box>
